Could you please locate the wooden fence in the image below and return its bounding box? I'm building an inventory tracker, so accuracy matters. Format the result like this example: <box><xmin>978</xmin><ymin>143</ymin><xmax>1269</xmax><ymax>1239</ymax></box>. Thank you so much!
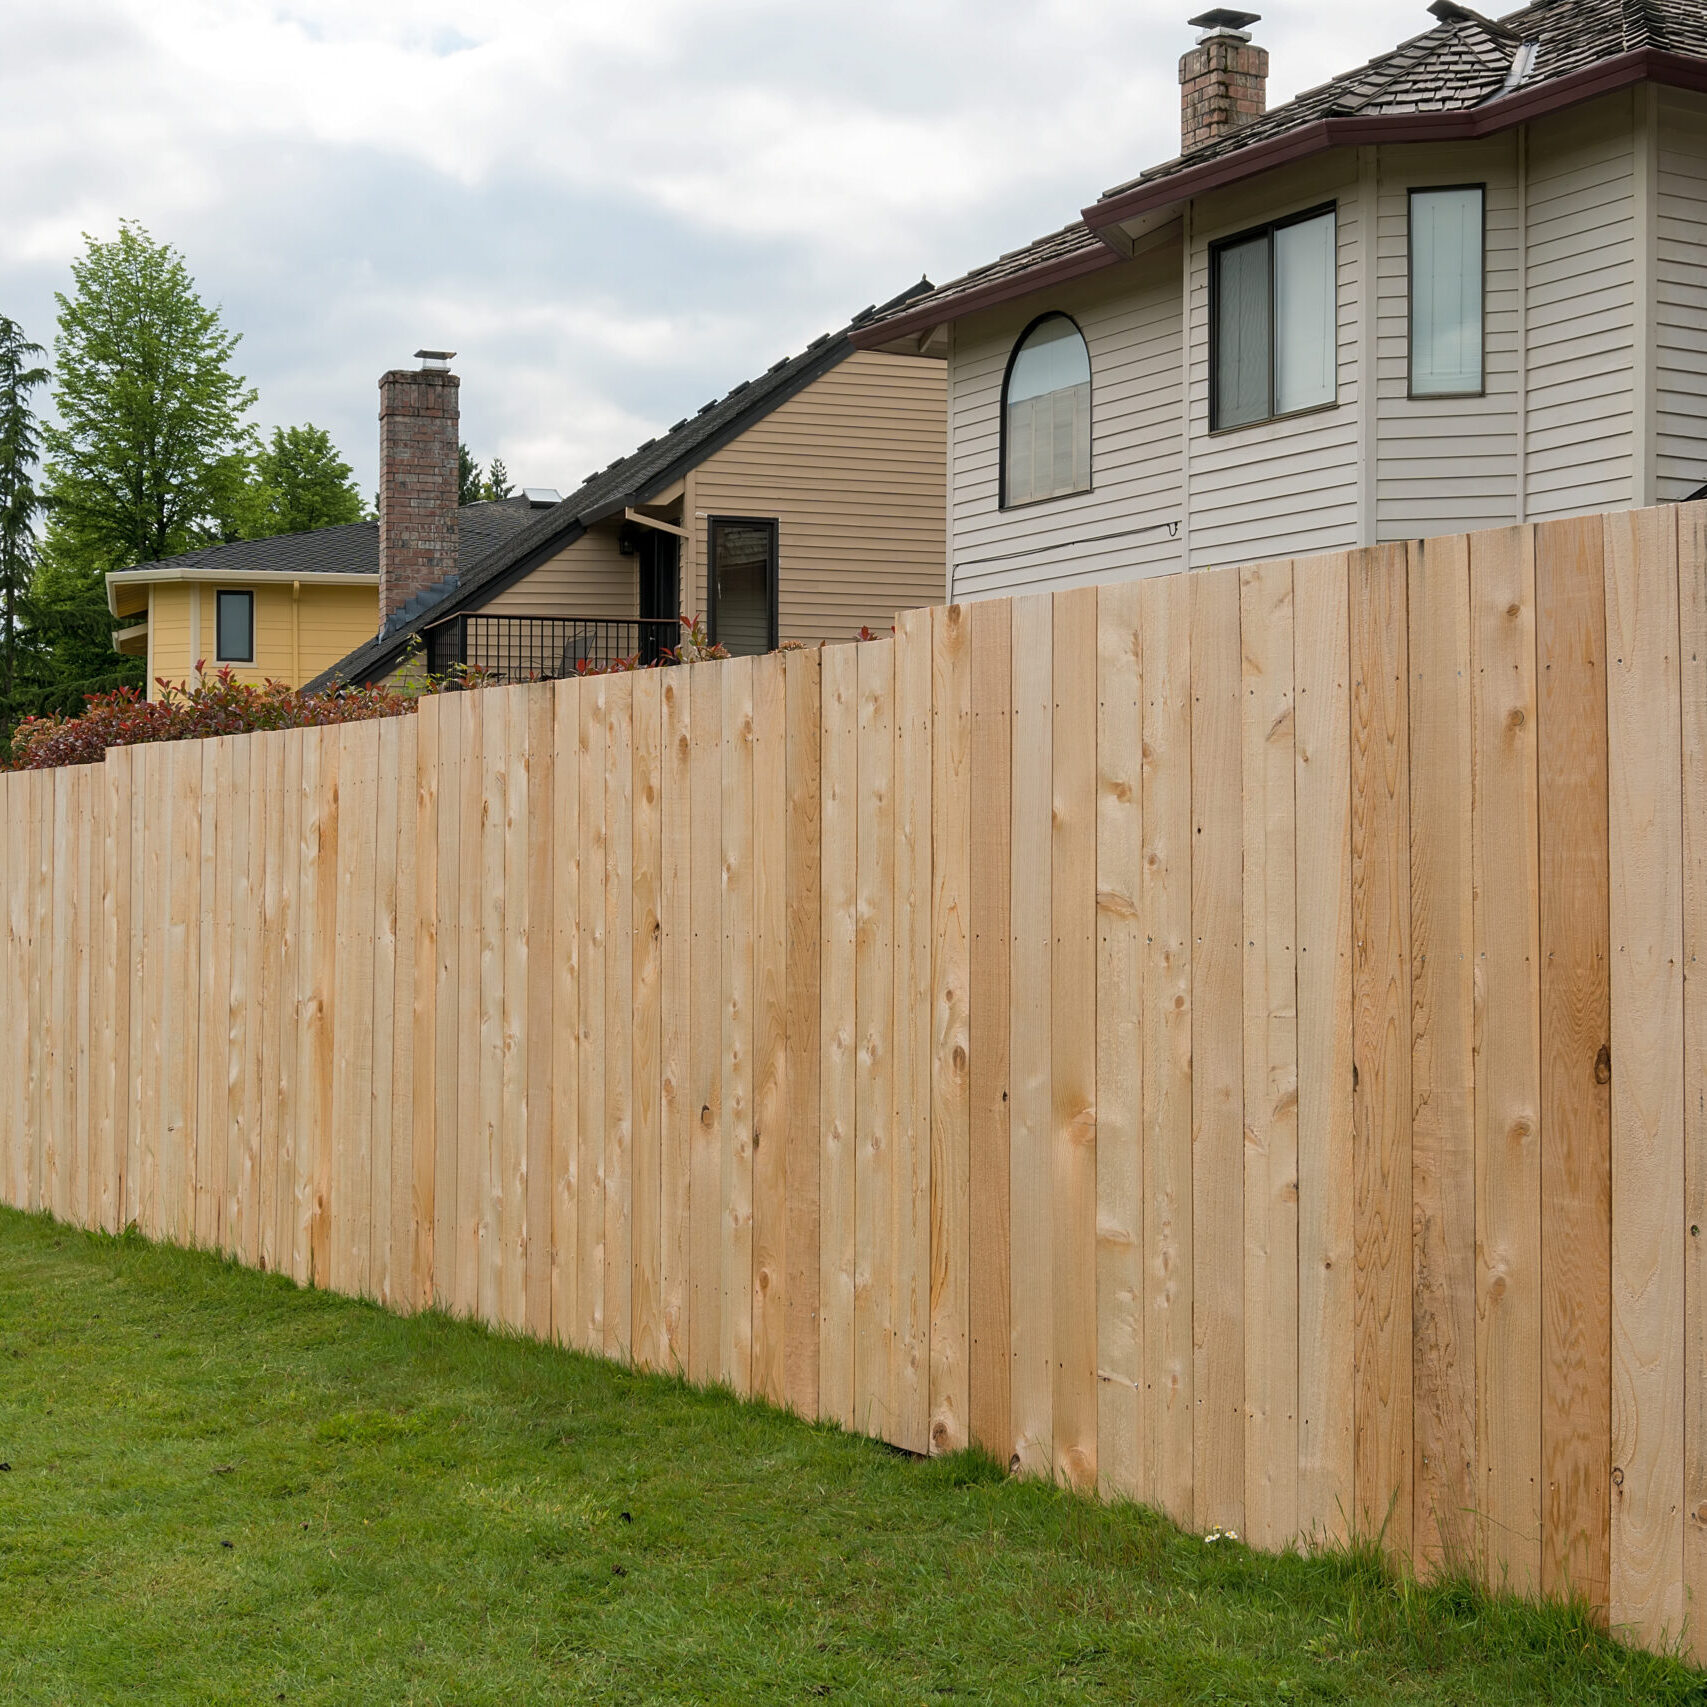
<box><xmin>3</xmin><ymin>503</ymin><xmax>1706</xmax><ymax>1654</ymax></box>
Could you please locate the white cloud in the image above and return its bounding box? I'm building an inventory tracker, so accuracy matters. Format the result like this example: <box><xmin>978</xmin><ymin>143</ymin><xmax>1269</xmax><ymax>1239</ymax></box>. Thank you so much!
<box><xmin>0</xmin><ymin>0</ymin><xmax>1425</xmax><ymax>494</ymax></box>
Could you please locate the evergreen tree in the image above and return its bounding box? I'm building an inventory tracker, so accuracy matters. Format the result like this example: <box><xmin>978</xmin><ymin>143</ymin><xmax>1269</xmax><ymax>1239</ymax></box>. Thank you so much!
<box><xmin>42</xmin><ymin>221</ymin><xmax>257</xmax><ymax>575</ymax></box>
<box><xmin>482</xmin><ymin>457</ymin><xmax>514</xmax><ymax>501</ymax></box>
<box><xmin>458</xmin><ymin>443</ymin><xmax>482</xmax><ymax>507</ymax></box>
<box><xmin>0</xmin><ymin>314</ymin><xmax>48</xmax><ymax>704</ymax></box>
<box><xmin>235</xmin><ymin>424</ymin><xmax>366</xmax><ymax>537</ymax></box>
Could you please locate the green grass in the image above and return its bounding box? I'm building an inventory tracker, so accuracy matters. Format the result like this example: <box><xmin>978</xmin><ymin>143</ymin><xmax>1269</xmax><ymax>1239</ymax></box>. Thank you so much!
<box><xmin>0</xmin><ymin>1207</ymin><xmax>1700</xmax><ymax>1706</ymax></box>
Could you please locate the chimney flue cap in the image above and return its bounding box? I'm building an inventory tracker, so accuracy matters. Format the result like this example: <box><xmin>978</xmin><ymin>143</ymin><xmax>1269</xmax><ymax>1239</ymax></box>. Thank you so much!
<box><xmin>1189</xmin><ymin>8</ymin><xmax>1260</xmax><ymax>40</ymax></box>
<box><xmin>414</xmin><ymin>349</ymin><xmax>456</xmax><ymax>371</ymax></box>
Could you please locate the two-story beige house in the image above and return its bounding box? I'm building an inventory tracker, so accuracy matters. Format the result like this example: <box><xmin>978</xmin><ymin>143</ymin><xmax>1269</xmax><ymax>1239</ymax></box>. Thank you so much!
<box><xmin>854</xmin><ymin>0</ymin><xmax>1707</xmax><ymax>601</ymax></box>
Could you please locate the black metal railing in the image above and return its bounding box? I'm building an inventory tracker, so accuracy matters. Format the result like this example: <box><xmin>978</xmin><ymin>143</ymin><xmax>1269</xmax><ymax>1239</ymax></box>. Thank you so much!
<box><xmin>425</xmin><ymin>614</ymin><xmax>682</xmax><ymax>681</ymax></box>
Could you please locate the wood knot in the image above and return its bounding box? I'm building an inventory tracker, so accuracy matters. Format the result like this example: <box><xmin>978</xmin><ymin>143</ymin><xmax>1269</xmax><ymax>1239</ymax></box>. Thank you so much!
<box><xmin>1594</xmin><ymin>1043</ymin><xmax>1611</xmax><ymax>1085</ymax></box>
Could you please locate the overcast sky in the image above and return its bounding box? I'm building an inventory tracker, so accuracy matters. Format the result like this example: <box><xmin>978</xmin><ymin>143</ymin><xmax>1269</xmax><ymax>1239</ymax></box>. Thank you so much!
<box><xmin>3</xmin><ymin>0</ymin><xmax>1428</xmax><ymax>499</ymax></box>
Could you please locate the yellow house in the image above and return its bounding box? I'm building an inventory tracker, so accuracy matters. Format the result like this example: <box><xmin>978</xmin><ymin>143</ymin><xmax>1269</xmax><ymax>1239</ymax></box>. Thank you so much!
<box><xmin>105</xmin><ymin>501</ymin><xmax>550</xmax><ymax>696</ymax></box>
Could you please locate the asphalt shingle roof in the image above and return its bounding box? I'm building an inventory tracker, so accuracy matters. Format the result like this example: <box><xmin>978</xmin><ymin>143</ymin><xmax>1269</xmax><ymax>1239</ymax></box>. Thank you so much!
<box><xmin>863</xmin><ymin>0</ymin><xmax>1707</xmax><ymax>338</ymax></box>
<box><xmin>112</xmin><ymin>496</ymin><xmax>544</xmax><ymax>583</ymax></box>
<box><xmin>309</xmin><ymin>278</ymin><xmax>934</xmax><ymax>690</ymax></box>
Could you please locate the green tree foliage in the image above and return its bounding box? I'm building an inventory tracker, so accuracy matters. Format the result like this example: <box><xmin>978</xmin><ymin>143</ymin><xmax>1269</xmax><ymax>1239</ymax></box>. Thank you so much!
<box><xmin>459</xmin><ymin>446</ymin><xmax>515</xmax><ymax>506</ymax></box>
<box><xmin>42</xmin><ymin>221</ymin><xmax>257</xmax><ymax>575</ymax></box>
<box><xmin>233</xmin><ymin>424</ymin><xmax>366</xmax><ymax>538</ymax></box>
<box><xmin>0</xmin><ymin>314</ymin><xmax>49</xmax><ymax>703</ymax></box>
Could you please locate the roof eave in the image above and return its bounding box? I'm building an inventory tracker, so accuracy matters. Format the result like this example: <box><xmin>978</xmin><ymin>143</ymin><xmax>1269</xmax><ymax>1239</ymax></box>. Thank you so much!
<box><xmin>1085</xmin><ymin>48</ymin><xmax>1707</xmax><ymax>236</ymax></box>
<box><xmin>847</xmin><ymin>241</ymin><xmax>1123</xmax><ymax>349</ymax></box>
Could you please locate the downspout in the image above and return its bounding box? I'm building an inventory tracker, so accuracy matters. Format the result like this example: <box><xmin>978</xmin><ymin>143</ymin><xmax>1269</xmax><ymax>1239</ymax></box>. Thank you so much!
<box><xmin>292</xmin><ymin>580</ymin><xmax>302</xmax><ymax>686</ymax></box>
<box><xmin>1633</xmin><ymin>83</ymin><xmax>1658</xmax><ymax>507</ymax></box>
<box><xmin>188</xmin><ymin>583</ymin><xmax>202</xmax><ymax>686</ymax></box>
<box><xmin>1357</xmin><ymin>144</ymin><xmax>1378</xmax><ymax>546</ymax></box>
<box><xmin>1515</xmin><ymin>122</ymin><xmax>1528</xmax><ymax>525</ymax></box>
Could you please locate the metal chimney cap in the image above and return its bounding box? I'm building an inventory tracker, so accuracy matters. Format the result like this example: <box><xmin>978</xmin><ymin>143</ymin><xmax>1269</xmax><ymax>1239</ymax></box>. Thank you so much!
<box><xmin>414</xmin><ymin>349</ymin><xmax>457</xmax><ymax>371</ymax></box>
<box><xmin>1189</xmin><ymin>8</ymin><xmax>1261</xmax><ymax>37</ymax></box>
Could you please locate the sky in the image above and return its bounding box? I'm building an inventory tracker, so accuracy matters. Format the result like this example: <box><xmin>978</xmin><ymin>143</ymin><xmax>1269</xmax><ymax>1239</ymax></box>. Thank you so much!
<box><xmin>2</xmin><ymin>0</ymin><xmax>1428</xmax><ymax>500</ymax></box>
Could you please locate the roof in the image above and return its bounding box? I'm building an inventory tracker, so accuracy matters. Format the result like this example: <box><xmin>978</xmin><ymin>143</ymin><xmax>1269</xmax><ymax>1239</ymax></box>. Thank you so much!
<box><xmin>854</xmin><ymin>0</ymin><xmax>1707</xmax><ymax>349</ymax></box>
<box><xmin>105</xmin><ymin>496</ymin><xmax>546</xmax><ymax>591</ymax></box>
<box><xmin>307</xmin><ymin>278</ymin><xmax>935</xmax><ymax>690</ymax></box>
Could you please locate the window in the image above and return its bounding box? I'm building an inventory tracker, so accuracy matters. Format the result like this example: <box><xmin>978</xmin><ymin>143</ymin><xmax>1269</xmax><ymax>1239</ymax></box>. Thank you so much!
<box><xmin>215</xmin><ymin>589</ymin><xmax>254</xmax><ymax>663</ymax></box>
<box><xmin>1211</xmin><ymin>206</ymin><xmax>1338</xmax><ymax>430</ymax></box>
<box><xmin>708</xmin><ymin>518</ymin><xmax>777</xmax><ymax>656</ymax></box>
<box><xmin>1409</xmin><ymin>186</ymin><xmax>1484</xmax><ymax>397</ymax></box>
<box><xmin>1002</xmin><ymin>314</ymin><xmax>1091</xmax><ymax>506</ymax></box>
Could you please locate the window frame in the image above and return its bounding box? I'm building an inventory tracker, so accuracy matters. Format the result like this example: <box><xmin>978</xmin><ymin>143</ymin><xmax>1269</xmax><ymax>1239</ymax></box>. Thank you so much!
<box><xmin>998</xmin><ymin>310</ymin><xmax>1094</xmax><ymax>511</ymax></box>
<box><xmin>705</xmin><ymin>515</ymin><xmax>780</xmax><ymax>654</ymax></box>
<box><xmin>214</xmin><ymin>588</ymin><xmax>255</xmax><ymax>664</ymax></box>
<box><xmin>1406</xmin><ymin>182</ymin><xmax>1488</xmax><ymax>401</ymax></box>
<box><xmin>1208</xmin><ymin>201</ymin><xmax>1340</xmax><ymax>435</ymax></box>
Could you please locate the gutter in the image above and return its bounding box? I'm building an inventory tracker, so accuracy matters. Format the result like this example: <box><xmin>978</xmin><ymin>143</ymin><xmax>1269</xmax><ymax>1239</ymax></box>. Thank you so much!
<box><xmin>105</xmin><ymin>564</ymin><xmax>378</xmax><ymax>617</ymax></box>
<box><xmin>849</xmin><ymin>239</ymin><xmax>1120</xmax><ymax>350</ymax></box>
<box><xmin>1085</xmin><ymin>48</ymin><xmax>1707</xmax><ymax>237</ymax></box>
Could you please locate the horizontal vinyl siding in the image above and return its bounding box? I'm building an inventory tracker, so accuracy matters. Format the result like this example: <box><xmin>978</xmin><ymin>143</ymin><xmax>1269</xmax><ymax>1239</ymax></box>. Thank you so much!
<box><xmin>1374</xmin><ymin>137</ymin><xmax>1522</xmax><ymax>539</ymax></box>
<box><xmin>479</xmin><ymin>522</ymin><xmax>639</xmax><ymax>620</ymax></box>
<box><xmin>948</xmin><ymin>251</ymin><xmax>1184</xmax><ymax>601</ymax></box>
<box><xmin>1656</xmin><ymin>87</ymin><xmax>1707</xmax><ymax>501</ymax></box>
<box><xmin>1187</xmin><ymin>152</ymin><xmax>1363</xmax><ymax>568</ymax></box>
<box><xmin>1524</xmin><ymin>93</ymin><xmax>1637</xmax><ymax>519</ymax></box>
<box><xmin>686</xmin><ymin>350</ymin><xmax>946</xmax><ymax>646</ymax></box>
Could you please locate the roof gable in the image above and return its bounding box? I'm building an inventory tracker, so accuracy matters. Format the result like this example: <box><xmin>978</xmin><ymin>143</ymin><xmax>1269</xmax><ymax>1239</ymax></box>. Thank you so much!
<box><xmin>306</xmin><ymin>278</ymin><xmax>936</xmax><ymax>689</ymax></box>
<box><xmin>856</xmin><ymin>0</ymin><xmax>1707</xmax><ymax>349</ymax></box>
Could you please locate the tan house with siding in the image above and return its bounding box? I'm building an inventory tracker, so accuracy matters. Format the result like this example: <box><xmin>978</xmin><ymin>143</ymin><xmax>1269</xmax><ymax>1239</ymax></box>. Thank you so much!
<box><xmin>853</xmin><ymin>0</ymin><xmax>1707</xmax><ymax>602</ymax></box>
<box><xmin>315</xmin><ymin>284</ymin><xmax>947</xmax><ymax>689</ymax></box>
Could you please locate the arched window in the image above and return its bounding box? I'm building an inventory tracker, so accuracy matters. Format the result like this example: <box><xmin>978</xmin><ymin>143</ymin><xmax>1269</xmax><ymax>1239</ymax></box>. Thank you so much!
<box><xmin>1002</xmin><ymin>314</ymin><xmax>1091</xmax><ymax>507</ymax></box>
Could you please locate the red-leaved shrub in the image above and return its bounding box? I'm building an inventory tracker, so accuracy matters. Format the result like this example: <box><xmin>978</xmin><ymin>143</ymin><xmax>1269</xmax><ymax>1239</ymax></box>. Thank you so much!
<box><xmin>6</xmin><ymin>668</ymin><xmax>423</xmax><ymax>770</ymax></box>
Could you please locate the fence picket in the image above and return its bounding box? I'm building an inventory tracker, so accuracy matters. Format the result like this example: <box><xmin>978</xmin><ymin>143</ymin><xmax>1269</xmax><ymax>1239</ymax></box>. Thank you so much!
<box><xmin>2</xmin><ymin>509</ymin><xmax>1702</xmax><ymax>1657</ymax></box>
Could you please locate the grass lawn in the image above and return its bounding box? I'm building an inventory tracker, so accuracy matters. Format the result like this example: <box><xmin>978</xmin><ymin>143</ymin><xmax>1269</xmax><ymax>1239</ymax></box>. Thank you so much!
<box><xmin>1</xmin><ymin>1207</ymin><xmax>1701</xmax><ymax>1706</ymax></box>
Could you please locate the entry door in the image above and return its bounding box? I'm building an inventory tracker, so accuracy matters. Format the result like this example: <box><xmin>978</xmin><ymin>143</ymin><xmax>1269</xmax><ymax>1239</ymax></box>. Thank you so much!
<box><xmin>638</xmin><ymin>531</ymin><xmax>680</xmax><ymax>662</ymax></box>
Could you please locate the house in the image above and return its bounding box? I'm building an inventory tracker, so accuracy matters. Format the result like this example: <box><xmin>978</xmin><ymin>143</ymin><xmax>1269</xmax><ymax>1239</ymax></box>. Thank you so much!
<box><xmin>312</xmin><ymin>284</ymin><xmax>948</xmax><ymax>689</ymax></box>
<box><xmin>104</xmin><ymin>434</ymin><xmax>557</xmax><ymax>695</ymax></box>
<box><xmin>852</xmin><ymin>0</ymin><xmax>1707</xmax><ymax>601</ymax></box>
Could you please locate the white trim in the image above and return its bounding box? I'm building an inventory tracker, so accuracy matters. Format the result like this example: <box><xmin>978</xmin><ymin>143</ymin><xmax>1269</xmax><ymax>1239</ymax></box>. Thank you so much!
<box><xmin>104</xmin><ymin>564</ymin><xmax>378</xmax><ymax>616</ymax></box>
<box><xmin>1633</xmin><ymin>82</ymin><xmax>1658</xmax><ymax>508</ymax></box>
<box><xmin>1515</xmin><ymin>122</ymin><xmax>1529</xmax><ymax>525</ymax></box>
<box><xmin>188</xmin><ymin>583</ymin><xmax>201</xmax><ymax>684</ymax></box>
<box><xmin>113</xmin><ymin>622</ymin><xmax>148</xmax><ymax>653</ymax></box>
<box><xmin>1356</xmin><ymin>144</ymin><xmax>1378</xmax><ymax>545</ymax></box>
<box><xmin>623</xmin><ymin>506</ymin><xmax>688</xmax><ymax>540</ymax></box>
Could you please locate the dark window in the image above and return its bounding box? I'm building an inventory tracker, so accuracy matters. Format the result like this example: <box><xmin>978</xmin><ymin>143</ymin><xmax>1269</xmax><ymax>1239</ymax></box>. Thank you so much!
<box><xmin>1211</xmin><ymin>206</ymin><xmax>1337</xmax><ymax>431</ymax></box>
<box><xmin>215</xmin><ymin>589</ymin><xmax>254</xmax><ymax>663</ymax></box>
<box><xmin>1002</xmin><ymin>314</ymin><xmax>1091</xmax><ymax>507</ymax></box>
<box><xmin>707</xmin><ymin>518</ymin><xmax>778</xmax><ymax>656</ymax></box>
<box><xmin>1408</xmin><ymin>186</ymin><xmax>1485</xmax><ymax>398</ymax></box>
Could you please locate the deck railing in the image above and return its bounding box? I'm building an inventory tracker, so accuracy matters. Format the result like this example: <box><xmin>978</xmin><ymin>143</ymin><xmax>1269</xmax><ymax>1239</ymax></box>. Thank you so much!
<box><xmin>425</xmin><ymin>613</ymin><xmax>680</xmax><ymax>680</ymax></box>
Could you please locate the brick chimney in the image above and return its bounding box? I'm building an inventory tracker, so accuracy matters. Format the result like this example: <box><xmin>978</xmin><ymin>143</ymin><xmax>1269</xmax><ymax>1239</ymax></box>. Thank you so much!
<box><xmin>1180</xmin><ymin>10</ymin><xmax>1267</xmax><ymax>153</ymax></box>
<box><xmin>378</xmin><ymin>350</ymin><xmax>459</xmax><ymax>630</ymax></box>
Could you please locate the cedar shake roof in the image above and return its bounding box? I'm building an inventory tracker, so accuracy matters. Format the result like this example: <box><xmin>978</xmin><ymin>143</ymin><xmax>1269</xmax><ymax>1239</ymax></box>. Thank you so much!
<box><xmin>1106</xmin><ymin>0</ymin><xmax>1707</xmax><ymax>197</ymax></box>
<box><xmin>305</xmin><ymin>278</ymin><xmax>936</xmax><ymax>691</ymax></box>
<box><xmin>856</xmin><ymin>0</ymin><xmax>1707</xmax><ymax>346</ymax></box>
